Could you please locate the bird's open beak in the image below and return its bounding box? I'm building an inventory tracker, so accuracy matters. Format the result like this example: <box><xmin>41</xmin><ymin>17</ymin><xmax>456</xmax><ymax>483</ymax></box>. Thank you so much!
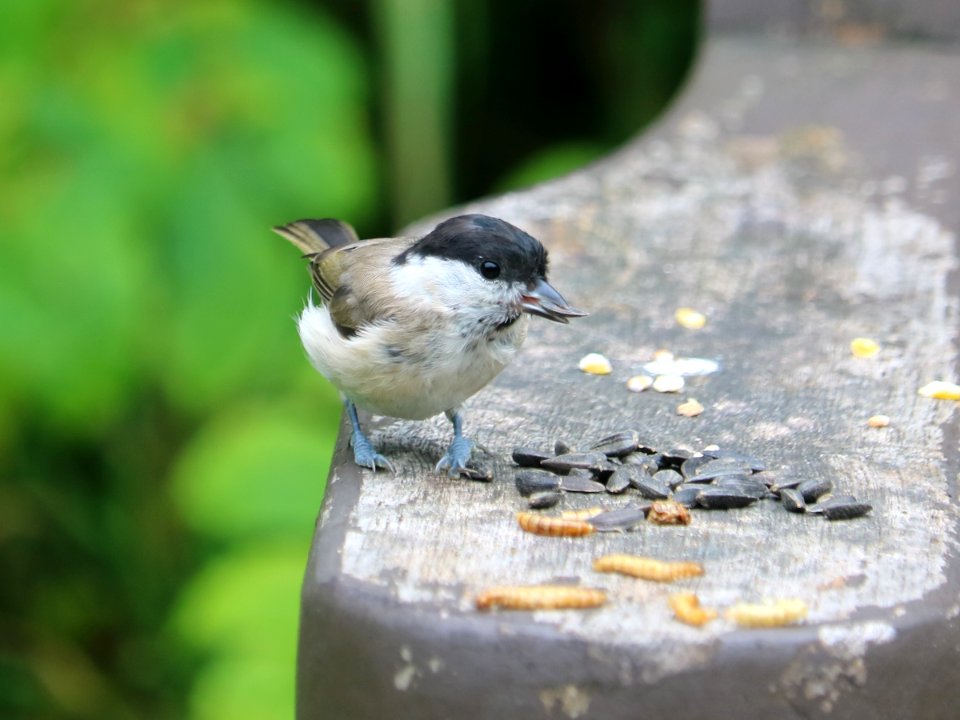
<box><xmin>520</xmin><ymin>278</ymin><xmax>588</xmax><ymax>324</ymax></box>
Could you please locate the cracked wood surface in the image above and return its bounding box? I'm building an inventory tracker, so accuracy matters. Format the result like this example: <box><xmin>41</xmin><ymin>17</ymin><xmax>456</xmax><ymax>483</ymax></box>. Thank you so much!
<box><xmin>298</xmin><ymin>7</ymin><xmax>960</xmax><ymax>720</ymax></box>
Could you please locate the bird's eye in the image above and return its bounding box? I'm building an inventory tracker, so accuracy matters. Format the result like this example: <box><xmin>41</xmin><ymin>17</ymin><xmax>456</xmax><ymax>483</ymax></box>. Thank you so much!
<box><xmin>479</xmin><ymin>260</ymin><xmax>501</xmax><ymax>280</ymax></box>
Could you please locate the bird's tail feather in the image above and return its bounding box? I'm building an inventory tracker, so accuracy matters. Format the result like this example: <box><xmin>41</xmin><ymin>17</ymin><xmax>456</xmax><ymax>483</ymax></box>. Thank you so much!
<box><xmin>272</xmin><ymin>218</ymin><xmax>359</xmax><ymax>255</ymax></box>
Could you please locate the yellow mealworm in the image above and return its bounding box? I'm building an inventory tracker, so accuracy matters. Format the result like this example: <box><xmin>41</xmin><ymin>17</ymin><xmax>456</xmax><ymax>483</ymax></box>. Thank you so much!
<box><xmin>475</xmin><ymin>585</ymin><xmax>607</xmax><ymax>611</ymax></box>
<box><xmin>725</xmin><ymin>599</ymin><xmax>808</xmax><ymax>628</ymax></box>
<box><xmin>668</xmin><ymin>593</ymin><xmax>717</xmax><ymax>626</ymax></box>
<box><xmin>646</xmin><ymin>499</ymin><xmax>692</xmax><ymax>526</ymax></box>
<box><xmin>593</xmin><ymin>554</ymin><xmax>704</xmax><ymax>582</ymax></box>
<box><xmin>516</xmin><ymin>512</ymin><xmax>595</xmax><ymax>537</ymax></box>
<box><xmin>559</xmin><ymin>507</ymin><xmax>605</xmax><ymax>521</ymax></box>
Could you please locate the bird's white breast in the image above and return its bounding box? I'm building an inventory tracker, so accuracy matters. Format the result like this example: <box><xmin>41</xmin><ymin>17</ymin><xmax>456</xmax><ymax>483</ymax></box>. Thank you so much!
<box><xmin>297</xmin><ymin>295</ymin><xmax>528</xmax><ymax>420</ymax></box>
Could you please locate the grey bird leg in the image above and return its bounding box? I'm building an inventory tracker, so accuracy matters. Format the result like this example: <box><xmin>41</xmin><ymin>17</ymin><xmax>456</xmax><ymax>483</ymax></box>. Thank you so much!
<box><xmin>346</xmin><ymin>401</ymin><xmax>394</xmax><ymax>472</ymax></box>
<box><xmin>435</xmin><ymin>409</ymin><xmax>474</xmax><ymax>477</ymax></box>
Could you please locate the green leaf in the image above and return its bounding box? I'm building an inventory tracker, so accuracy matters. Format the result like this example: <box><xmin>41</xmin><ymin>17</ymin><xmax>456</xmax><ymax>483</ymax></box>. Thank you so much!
<box><xmin>172</xmin><ymin>543</ymin><xmax>304</xmax><ymax>720</ymax></box>
<box><xmin>170</xmin><ymin>400</ymin><xmax>340</xmax><ymax>540</ymax></box>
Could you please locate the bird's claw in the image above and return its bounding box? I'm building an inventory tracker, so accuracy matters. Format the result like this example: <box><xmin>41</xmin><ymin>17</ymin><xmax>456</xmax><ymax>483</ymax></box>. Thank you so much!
<box><xmin>435</xmin><ymin>436</ymin><xmax>474</xmax><ymax>477</ymax></box>
<box><xmin>351</xmin><ymin>433</ymin><xmax>395</xmax><ymax>473</ymax></box>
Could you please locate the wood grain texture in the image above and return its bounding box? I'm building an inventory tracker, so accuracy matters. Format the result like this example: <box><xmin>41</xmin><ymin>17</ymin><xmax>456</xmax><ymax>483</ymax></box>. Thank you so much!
<box><xmin>299</xmin><ymin>9</ymin><xmax>960</xmax><ymax>720</ymax></box>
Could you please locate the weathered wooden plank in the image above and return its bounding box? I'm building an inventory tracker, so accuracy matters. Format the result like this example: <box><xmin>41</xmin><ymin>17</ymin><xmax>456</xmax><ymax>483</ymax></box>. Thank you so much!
<box><xmin>298</xmin><ymin>5</ymin><xmax>960</xmax><ymax>719</ymax></box>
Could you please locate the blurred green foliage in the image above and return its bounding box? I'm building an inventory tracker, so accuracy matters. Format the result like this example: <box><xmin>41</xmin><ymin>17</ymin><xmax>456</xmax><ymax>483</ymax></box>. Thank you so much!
<box><xmin>0</xmin><ymin>0</ymin><xmax>696</xmax><ymax>718</ymax></box>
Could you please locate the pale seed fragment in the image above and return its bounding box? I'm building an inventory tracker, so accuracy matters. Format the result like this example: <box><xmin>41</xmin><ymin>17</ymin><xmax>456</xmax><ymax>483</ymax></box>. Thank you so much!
<box><xmin>677</xmin><ymin>398</ymin><xmax>704</xmax><ymax>417</ymax></box>
<box><xmin>653</xmin><ymin>374</ymin><xmax>685</xmax><ymax>393</ymax></box>
<box><xmin>626</xmin><ymin>374</ymin><xmax>654</xmax><ymax>393</ymax></box>
<box><xmin>867</xmin><ymin>414</ymin><xmax>891</xmax><ymax>428</ymax></box>
<box><xmin>675</xmin><ymin>307</ymin><xmax>707</xmax><ymax>329</ymax></box>
<box><xmin>918</xmin><ymin>381</ymin><xmax>960</xmax><ymax>400</ymax></box>
<box><xmin>850</xmin><ymin>337</ymin><xmax>880</xmax><ymax>358</ymax></box>
<box><xmin>578</xmin><ymin>353</ymin><xmax>612</xmax><ymax>375</ymax></box>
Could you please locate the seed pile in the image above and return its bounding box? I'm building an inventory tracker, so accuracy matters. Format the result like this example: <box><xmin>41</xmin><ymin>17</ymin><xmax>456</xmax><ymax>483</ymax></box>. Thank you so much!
<box><xmin>512</xmin><ymin>430</ymin><xmax>873</xmax><ymax>525</ymax></box>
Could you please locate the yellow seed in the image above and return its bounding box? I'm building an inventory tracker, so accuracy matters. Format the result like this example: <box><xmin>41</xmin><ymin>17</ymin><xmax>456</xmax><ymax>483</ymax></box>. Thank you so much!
<box><xmin>578</xmin><ymin>352</ymin><xmax>612</xmax><ymax>375</ymax></box>
<box><xmin>677</xmin><ymin>398</ymin><xmax>704</xmax><ymax>417</ymax></box>
<box><xmin>669</xmin><ymin>593</ymin><xmax>717</xmax><ymax>626</ymax></box>
<box><xmin>653</xmin><ymin>349</ymin><xmax>675</xmax><ymax>362</ymax></box>
<box><xmin>516</xmin><ymin>512</ymin><xmax>595</xmax><ymax>537</ymax></box>
<box><xmin>918</xmin><ymin>381</ymin><xmax>960</xmax><ymax>400</ymax></box>
<box><xmin>675</xmin><ymin>307</ymin><xmax>707</xmax><ymax>329</ymax></box>
<box><xmin>867</xmin><ymin>414</ymin><xmax>891</xmax><ymax>428</ymax></box>
<box><xmin>475</xmin><ymin>585</ymin><xmax>607</xmax><ymax>610</ymax></box>
<box><xmin>626</xmin><ymin>374</ymin><xmax>653</xmax><ymax>392</ymax></box>
<box><xmin>653</xmin><ymin>374</ymin><xmax>685</xmax><ymax>393</ymax></box>
<box><xmin>850</xmin><ymin>337</ymin><xmax>880</xmax><ymax>358</ymax></box>
<box><xmin>560</xmin><ymin>507</ymin><xmax>605</xmax><ymax>521</ymax></box>
<box><xmin>725</xmin><ymin>599</ymin><xmax>808</xmax><ymax>628</ymax></box>
<box><xmin>593</xmin><ymin>554</ymin><xmax>704</xmax><ymax>582</ymax></box>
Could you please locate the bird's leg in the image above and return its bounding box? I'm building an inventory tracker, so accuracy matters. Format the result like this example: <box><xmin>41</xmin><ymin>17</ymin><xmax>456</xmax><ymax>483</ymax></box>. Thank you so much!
<box><xmin>346</xmin><ymin>400</ymin><xmax>394</xmax><ymax>472</ymax></box>
<box><xmin>435</xmin><ymin>408</ymin><xmax>474</xmax><ymax>477</ymax></box>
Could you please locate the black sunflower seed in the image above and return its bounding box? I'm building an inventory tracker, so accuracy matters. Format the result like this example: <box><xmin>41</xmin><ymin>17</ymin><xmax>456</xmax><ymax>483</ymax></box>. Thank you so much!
<box><xmin>695</xmin><ymin>487</ymin><xmax>759</xmax><ymax>509</ymax></box>
<box><xmin>515</xmin><ymin>470</ymin><xmax>561</xmax><ymax>497</ymax></box>
<box><xmin>797</xmin><ymin>478</ymin><xmax>833</xmax><ymax>503</ymax></box>
<box><xmin>527</xmin><ymin>491</ymin><xmax>562</xmax><ymax>509</ymax></box>
<box><xmin>589</xmin><ymin>430</ymin><xmax>640</xmax><ymax>457</ymax></box>
<box><xmin>511</xmin><ymin>447</ymin><xmax>553</xmax><ymax>468</ymax></box>
<box><xmin>587</xmin><ymin>505</ymin><xmax>650</xmax><ymax>532</ymax></box>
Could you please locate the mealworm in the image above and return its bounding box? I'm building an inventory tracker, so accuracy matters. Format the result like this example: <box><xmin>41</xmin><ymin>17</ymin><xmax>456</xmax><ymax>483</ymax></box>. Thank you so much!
<box><xmin>475</xmin><ymin>585</ymin><xmax>607</xmax><ymax>610</ymax></box>
<box><xmin>668</xmin><ymin>593</ymin><xmax>717</xmax><ymax>626</ymax></box>
<box><xmin>516</xmin><ymin>512</ymin><xmax>595</xmax><ymax>537</ymax></box>
<box><xmin>593</xmin><ymin>554</ymin><xmax>703</xmax><ymax>582</ymax></box>
<box><xmin>725</xmin><ymin>599</ymin><xmax>808</xmax><ymax>628</ymax></box>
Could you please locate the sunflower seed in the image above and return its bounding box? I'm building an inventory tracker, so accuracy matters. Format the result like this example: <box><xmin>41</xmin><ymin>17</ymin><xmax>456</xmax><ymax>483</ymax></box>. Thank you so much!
<box><xmin>459</xmin><ymin>465</ymin><xmax>494</xmax><ymax>482</ymax></box>
<box><xmin>671</xmin><ymin>485</ymin><xmax>701</xmax><ymax>508</ymax></box>
<box><xmin>512</xmin><ymin>447</ymin><xmax>553</xmax><ymax>468</ymax></box>
<box><xmin>770</xmin><ymin>477</ymin><xmax>804</xmax><ymax>493</ymax></box>
<box><xmin>797</xmin><ymin>478</ymin><xmax>833</xmax><ymax>503</ymax></box>
<box><xmin>589</xmin><ymin>430</ymin><xmax>640</xmax><ymax>457</ymax></box>
<box><xmin>634</xmin><ymin>473</ymin><xmax>671</xmax><ymax>500</ymax></box>
<box><xmin>687</xmin><ymin>458</ymin><xmax>756</xmax><ymax>483</ymax></box>
<box><xmin>515</xmin><ymin>470</ymin><xmax>561</xmax><ymax>497</ymax></box>
<box><xmin>654</xmin><ymin>469</ymin><xmax>685</xmax><ymax>490</ymax></box>
<box><xmin>554</xmin><ymin>439</ymin><xmax>573</xmax><ymax>455</ymax></box>
<box><xmin>527</xmin><ymin>491</ymin><xmax>562</xmax><ymax>509</ymax></box>
<box><xmin>659</xmin><ymin>447</ymin><xmax>696</xmax><ymax>469</ymax></box>
<box><xmin>541</xmin><ymin>452</ymin><xmax>608</xmax><ymax>474</ymax></box>
<box><xmin>604</xmin><ymin>468</ymin><xmax>633</xmax><ymax>494</ymax></box>
<box><xmin>780</xmin><ymin>488</ymin><xmax>806</xmax><ymax>513</ymax></box>
<box><xmin>821</xmin><ymin>501</ymin><xmax>873</xmax><ymax>520</ymax></box>
<box><xmin>695</xmin><ymin>487</ymin><xmax>759</xmax><ymax>509</ymax></box>
<box><xmin>700</xmin><ymin>449</ymin><xmax>767</xmax><ymax>472</ymax></box>
<box><xmin>622</xmin><ymin>453</ymin><xmax>659</xmax><ymax>474</ymax></box>
<box><xmin>680</xmin><ymin>455</ymin><xmax>711</xmax><ymax>478</ymax></box>
<box><xmin>806</xmin><ymin>495</ymin><xmax>857</xmax><ymax>514</ymax></box>
<box><xmin>559</xmin><ymin>475</ymin><xmax>607</xmax><ymax>494</ymax></box>
<box><xmin>588</xmin><ymin>505</ymin><xmax>650</xmax><ymax>532</ymax></box>
<box><xmin>713</xmin><ymin>476</ymin><xmax>770</xmax><ymax>498</ymax></box>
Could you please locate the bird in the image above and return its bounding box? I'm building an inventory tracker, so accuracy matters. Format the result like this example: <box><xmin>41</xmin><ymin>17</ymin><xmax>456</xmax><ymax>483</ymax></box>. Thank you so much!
<box><xmin>273</xmin><ymin>213</ymin><xmax>586</xmax><ymax>475</ymax></box>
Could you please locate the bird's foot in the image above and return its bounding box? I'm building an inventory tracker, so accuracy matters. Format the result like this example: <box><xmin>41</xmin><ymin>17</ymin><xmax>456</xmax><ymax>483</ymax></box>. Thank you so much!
<box><xmin>351</xmin><ymin>432</ymin><xmax>395</xmax><ymax>473</ymax></box>
<box><xmin>435</xmin><ymin>436</ymin><xmax>474</xmax><ymax>477</ymax></box>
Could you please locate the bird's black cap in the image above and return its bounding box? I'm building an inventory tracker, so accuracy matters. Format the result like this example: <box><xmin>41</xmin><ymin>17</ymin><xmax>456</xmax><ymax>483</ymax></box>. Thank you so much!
<box><xmin>396</xmin><ymin>214</ymin><xmax>549</xmax><ymax>284</ymax></box>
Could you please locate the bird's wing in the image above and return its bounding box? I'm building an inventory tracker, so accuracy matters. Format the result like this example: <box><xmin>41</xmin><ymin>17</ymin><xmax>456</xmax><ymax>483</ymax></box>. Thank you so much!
<box><xmin>310</xmin><ymin>237</ymin><xmax>416</xmax><ymax>337</ymax></box>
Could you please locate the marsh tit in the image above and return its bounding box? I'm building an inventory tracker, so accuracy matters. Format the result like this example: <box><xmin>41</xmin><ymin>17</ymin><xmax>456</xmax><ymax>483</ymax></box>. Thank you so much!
<box><xmin>274</xmin><ymin>213</ymin><xmax>586</xmax><ymax>475</ymax></box>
